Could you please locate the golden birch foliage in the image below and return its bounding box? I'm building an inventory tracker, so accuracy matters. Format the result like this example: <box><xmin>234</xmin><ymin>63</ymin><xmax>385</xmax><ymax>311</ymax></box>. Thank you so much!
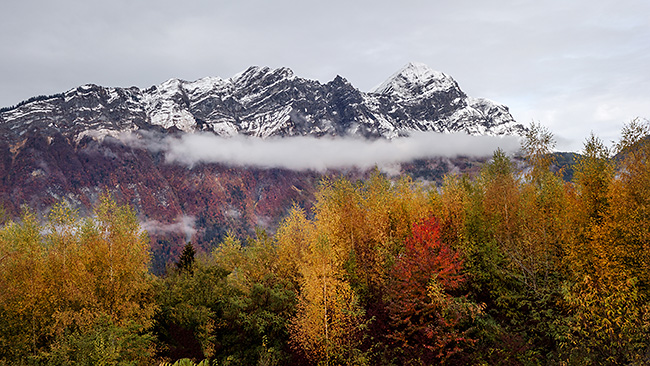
<box><xmin>568</xmin><ymin>120</ymin><xmax>650</xmax><ymax>290</ymax></box>
<box><xmin>511</xmin><ymin>124</ymin><xmax>568</xmax><ymax>293</ymax></box>
<box><xmin>367</xmin><ymin>175</ymin><xmax>431</xmax><ymax>275</ymax></box>
<box><xmin>558</xmin><ymin>121</ymin><xmax>650</xmax><ymax>363</ymax></box>
<box><xmin>564</xmin><ymin>134</ymin><xmax>614</xmax><ymax>280</ymax></box>
<box><xmin>480</xmin><ymin>149</ymin><xmax>520</xmax><ymax>243</ymax></box>
<box><xmin>560</xmin><ymin>276</ymin><xmax>650</xmax><ymax>364</ymax></box>
<box><xmin>45</xmin><ymin>202</ymin><xmax>84</xmax><ymax>311</ymax></box>
<box><xmin>356</xmin><ymin>174</ymin><xmax>431</xmax><ymax>292</ymax></box>
<box><xmin>211</xmin><ymin>233</ymin><xmax>245</xmax><ymax>274</ymax></box>
<box><xmin>522</xmin><ymin>122</ymin><xmax>556</xmax><ymax>182</ymax></box>
<box><xmin>0</xmin><ymin>196</ymin><xmax>155</xmax><ymax>363</ymax></box>
<box><xmin>358</xmin><ymin>174</ymin><xmax>428</xmax><ymax>250</ymax></box>
<box><xmin>75</xmin><ymin>194</ymin><xmax>155</xmax><ymax>326</ymax></box>
<box><xmin>573</xmin><ymin>134</ymin><xmax>613</xmax><ymax>224</ymax></box>
<box><xmin>238</xmin><ymin>230</ymin><xmax>282</xmax><ymax>291</ymax></box>
<box><xmin>521</xmin><ymin>122</ymin><xmax>570</xmax><ymax>281</ymax></box>
<box><xmin>0</xmin><ymin>210</ymin><xmax>49</xmax><ymax>358</ymax></box>
<box><xmin>459</xmin><ymin>149</ymin><xmax>521</xmax><ymax>297</ymax></box>
<box><xmin>313</xmin><ymin>178</ymin><xmax>363</xmax><ymax>264</ymax></box>
<box><xmin>290</xmin><ymin>236</ymin><xmax>365</xmax><ymax>365</ymax></box>
<box><xmin>430</xmin><ymin>173</ymin><xmax>471</xmax><ymax>266</ymax></box>
<box><xmin>310</xmin><ymin>174</ymin><xmax>430</xmax><ymax>294</ymax></box>
<box><xmin>43</xmin><ymin>202</ymin><xmax>91</xmax><ymax>341</ymax></box>
<box><xmin>276</xmin><ymin>205</ymin><xmax>315</xmax><ymax>288</ymax></box>
<box><xmin>212</xmin><ymin>230</ymin><xmax>283</xmax><ymax>295</ymax></box>
<box><xmin>516</xmin><ymin>174</ymin><xmax>568</xmax><ymax>293</ymax></box>
<box><xmin>608</xmin><ymin>118</ymin><xmax>650</xmax><ymax>288</ymax></box>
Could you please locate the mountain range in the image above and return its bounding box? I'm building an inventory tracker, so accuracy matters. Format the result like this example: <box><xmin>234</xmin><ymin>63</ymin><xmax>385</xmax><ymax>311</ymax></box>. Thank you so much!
<box><xmin>0</xmin><ymin>62</ymin><xmax>524</xmax><ymax>141</ymax></box>
<box><xmin>0</xmin><ymin>62</ymin><xmax>525</xmax><ymax>271</ymax></box>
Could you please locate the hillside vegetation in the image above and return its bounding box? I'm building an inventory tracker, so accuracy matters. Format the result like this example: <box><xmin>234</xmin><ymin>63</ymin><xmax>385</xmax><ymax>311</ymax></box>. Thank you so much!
<box><xmin>1</xmin><ymin>120</ymin><xmax>649</xmax><ymax>365</ymax></box>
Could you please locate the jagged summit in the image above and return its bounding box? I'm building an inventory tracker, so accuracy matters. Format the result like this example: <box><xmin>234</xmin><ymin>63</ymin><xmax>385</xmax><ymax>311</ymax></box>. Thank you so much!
<box><xmin>0</xmin><ymin>63</ymin><xmax>526</xmax><ymax>142</ymax></box>
<box><xmin>372</xmin><ymin>62</ymin><xmax>458</xmax><ymax>98</ymax></box>
<box><xmin>229</xmin><ymin>66</ymin><xmax>296</xmax><ymax>86</ymax></box>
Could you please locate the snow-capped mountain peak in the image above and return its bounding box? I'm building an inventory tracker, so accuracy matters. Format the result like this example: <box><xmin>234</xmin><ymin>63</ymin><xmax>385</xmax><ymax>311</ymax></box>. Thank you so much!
<box><xmin>230</xmin><ymin>66</ymin><xmax>296</xmax><ymax>86</ymax></box>
<box><xmin>372</xmin><ymin>62</ymin><xmax>458</xmax><ymax>98</ymax></box>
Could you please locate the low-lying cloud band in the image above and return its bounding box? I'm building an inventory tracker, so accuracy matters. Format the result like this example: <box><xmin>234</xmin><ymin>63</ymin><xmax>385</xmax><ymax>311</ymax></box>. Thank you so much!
<box><xmin>121</xmin><ymin>131</ymin><xmax>521</xmax><ymax>171</ymax></box>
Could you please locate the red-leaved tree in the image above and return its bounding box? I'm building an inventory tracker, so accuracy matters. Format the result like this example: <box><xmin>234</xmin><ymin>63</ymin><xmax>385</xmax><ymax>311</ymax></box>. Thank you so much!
<box><xmin>387</xmin><ymin>216</ymin><xmax>482</xmax><ymax>364</ymax></box>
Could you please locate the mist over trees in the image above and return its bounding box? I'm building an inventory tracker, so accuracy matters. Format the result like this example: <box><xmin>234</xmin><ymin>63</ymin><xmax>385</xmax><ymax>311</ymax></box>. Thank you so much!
<box><xmin>1</xmin><ymin>119</ymin><xmax>649</xmax><ymax>365</ymax></box>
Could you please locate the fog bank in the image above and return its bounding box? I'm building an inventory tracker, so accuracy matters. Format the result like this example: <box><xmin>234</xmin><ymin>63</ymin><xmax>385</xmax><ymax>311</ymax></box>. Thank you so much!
<box><xmin>122</xmin><ymin>131</ymin><xmax>521</xmax><ymax>172</ymax></box>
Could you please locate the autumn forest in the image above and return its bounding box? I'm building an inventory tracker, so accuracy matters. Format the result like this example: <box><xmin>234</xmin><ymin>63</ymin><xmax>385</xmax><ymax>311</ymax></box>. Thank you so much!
<box><xmin>1</xmin><ymin>120</ymin><xmax>650</xmax><ymax>365</ymax></box>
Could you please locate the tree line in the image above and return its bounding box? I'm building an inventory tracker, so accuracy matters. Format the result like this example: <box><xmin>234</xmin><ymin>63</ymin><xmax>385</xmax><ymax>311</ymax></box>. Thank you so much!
<box><xmin>1</xmin><ymin>119</ymin><xmax>649</xmax><ymax>365</ymax></box>
<box><xmin>0</xmin><ymin>93</ymin><xmax>65</xmax><ymax>113</ymax></box>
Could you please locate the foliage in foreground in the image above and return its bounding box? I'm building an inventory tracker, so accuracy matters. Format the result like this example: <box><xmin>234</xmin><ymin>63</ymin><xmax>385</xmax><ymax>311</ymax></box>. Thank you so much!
<box><xmin>0</xmin><ymin>194</ymin><xmax>155</xmax><ymax>365</ymax></box>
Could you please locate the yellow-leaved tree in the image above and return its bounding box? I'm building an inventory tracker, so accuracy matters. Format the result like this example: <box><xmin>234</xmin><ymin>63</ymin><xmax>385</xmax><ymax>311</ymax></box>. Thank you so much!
<box><xmin>275</xmin><ymin>205</ymin><xmax>314</xmax><ymax>289</ymax></box>
<box><xmin>560</xmin><ymin>119</ymin><xmax>650</xmax><ymax>364</ymax></box>
<box><xmin>0</xmin><ymin>209</ymin><xmax>48</xmax><ymax>360</ymax></box>
<box><xmin>290</xmin><ymin>234</ymin><xmax>366</xmax><ymax>366</ymax></box>
<box><xmin>0</xmin><ymin>195</ymin><xmax>156</xmax><ymax>365</ymax></box>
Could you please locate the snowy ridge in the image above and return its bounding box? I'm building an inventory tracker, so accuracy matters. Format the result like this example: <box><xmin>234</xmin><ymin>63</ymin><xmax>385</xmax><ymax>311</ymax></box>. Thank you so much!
<box><xmin>0</xmin><ymin>63</ymin><xmax>526</xmax><ymax>143</ymax></box>
<box><xmin>372</xmin><ymin>62</ymin><xmax>458</xmax><ymax>98</ymax></box>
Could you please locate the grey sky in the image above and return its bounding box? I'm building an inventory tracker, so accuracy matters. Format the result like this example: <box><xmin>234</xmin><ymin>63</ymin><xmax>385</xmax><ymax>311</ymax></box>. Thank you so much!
<box><xmin>1</xmin><ymin>0</ymin><xmax>648</xmax><ymax>151</ymax></box>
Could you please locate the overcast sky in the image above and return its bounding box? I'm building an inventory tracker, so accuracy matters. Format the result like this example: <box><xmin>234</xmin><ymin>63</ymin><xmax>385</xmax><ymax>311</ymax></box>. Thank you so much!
<box><xmin>1</xmin><ymin>0</ymin><xmax>648</xmax><ymax>151</ymax></box>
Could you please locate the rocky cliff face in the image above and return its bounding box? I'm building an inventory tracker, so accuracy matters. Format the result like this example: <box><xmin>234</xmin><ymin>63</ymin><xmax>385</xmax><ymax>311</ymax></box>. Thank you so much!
<box><xmin>0</xmin><ymin>63</ymin><xmax>523</xmax><ymax>272</ymax></box>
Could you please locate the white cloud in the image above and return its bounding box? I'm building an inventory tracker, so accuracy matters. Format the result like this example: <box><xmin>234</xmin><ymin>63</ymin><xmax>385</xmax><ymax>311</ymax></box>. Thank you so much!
<box><xmin>140</xmin><ymin>214</ymin><xmax>196</xmax><ymax>242</ymax></box>
<box><xmin>121</xmin><ymin>131</ymin><xmax>521</xmax><ymax>172</ymax></box>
